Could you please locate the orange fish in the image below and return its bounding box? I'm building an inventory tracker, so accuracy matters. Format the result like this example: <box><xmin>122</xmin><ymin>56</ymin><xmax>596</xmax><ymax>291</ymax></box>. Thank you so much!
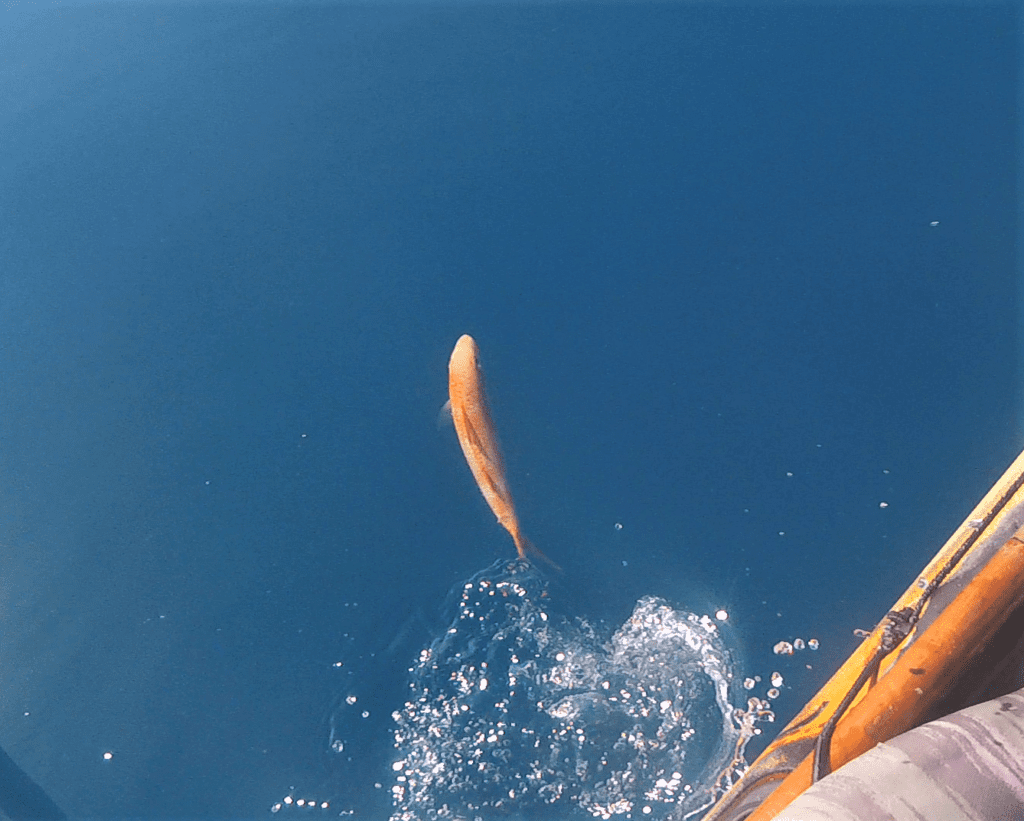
<box><xmin>447</xmin><ymin>334</ymin><xmax>555</xmax><ymax>567</ymax></box>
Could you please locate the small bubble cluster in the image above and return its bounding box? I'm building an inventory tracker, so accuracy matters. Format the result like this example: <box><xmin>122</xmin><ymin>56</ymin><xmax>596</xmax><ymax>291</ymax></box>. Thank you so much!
<box><xmin>271</xmin><ymin>796</ymin><xmax>332</xmax><ymax>813</ymax></box>
<box><xmin>773</xmin><ymin>637</ymin><xmax>819</xmax><ymax>656</ymax></box>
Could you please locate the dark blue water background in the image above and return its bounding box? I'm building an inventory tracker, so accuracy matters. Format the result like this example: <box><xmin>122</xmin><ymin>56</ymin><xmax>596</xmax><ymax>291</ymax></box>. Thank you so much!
<box><xmin>0</xmin><ymin>2</ymin><xmax>1018</xmax><ymax>818</ymax></box>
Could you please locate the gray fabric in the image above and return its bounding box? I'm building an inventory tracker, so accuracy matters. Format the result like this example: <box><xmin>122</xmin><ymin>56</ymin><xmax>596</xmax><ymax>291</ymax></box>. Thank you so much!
<box><xmin>771</xmin><ymin>687</ymin><xmax>1024</xmax><ymax>821</ymax></box>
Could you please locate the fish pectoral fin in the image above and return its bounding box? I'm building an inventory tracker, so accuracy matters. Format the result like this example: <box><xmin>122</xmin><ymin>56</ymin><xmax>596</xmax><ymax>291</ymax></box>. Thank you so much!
<box><xmin>436</xmin><ymin>399</ymin><xmax>453</xmax><ymax>430</ymax></box>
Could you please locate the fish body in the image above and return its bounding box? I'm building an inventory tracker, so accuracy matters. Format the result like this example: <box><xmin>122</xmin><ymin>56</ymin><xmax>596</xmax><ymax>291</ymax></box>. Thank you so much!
<box><xmin>448</xmin><ymin>334</ymin><xmax>554</xmax><ymax>568</ymax></box>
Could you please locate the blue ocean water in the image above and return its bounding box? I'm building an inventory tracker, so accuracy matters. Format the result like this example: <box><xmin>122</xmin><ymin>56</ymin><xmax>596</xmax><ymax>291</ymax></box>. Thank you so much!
<box><xmin>0</xmin><ymin>2</ymin><xmax>1018</xmax><ymax>819</ymax></box>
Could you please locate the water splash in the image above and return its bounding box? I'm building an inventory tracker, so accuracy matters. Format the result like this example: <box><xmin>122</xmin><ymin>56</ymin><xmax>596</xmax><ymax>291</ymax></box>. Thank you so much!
<box><xmin>389</xmin><ymin>559</ymin><xmax>766</xmax><ymax>820</ymax></box>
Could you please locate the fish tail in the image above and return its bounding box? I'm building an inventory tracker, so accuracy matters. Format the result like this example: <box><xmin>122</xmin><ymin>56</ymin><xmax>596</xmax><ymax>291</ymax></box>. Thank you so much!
<box><xmin>518</xmin><ymin>534</ymin><xmax>562</xmax><ymax>573</ymax></box>
<box><xmin>511</xmin><ymin>530</ymin><xmax>528</xmax><ymax>559</ymax></box>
